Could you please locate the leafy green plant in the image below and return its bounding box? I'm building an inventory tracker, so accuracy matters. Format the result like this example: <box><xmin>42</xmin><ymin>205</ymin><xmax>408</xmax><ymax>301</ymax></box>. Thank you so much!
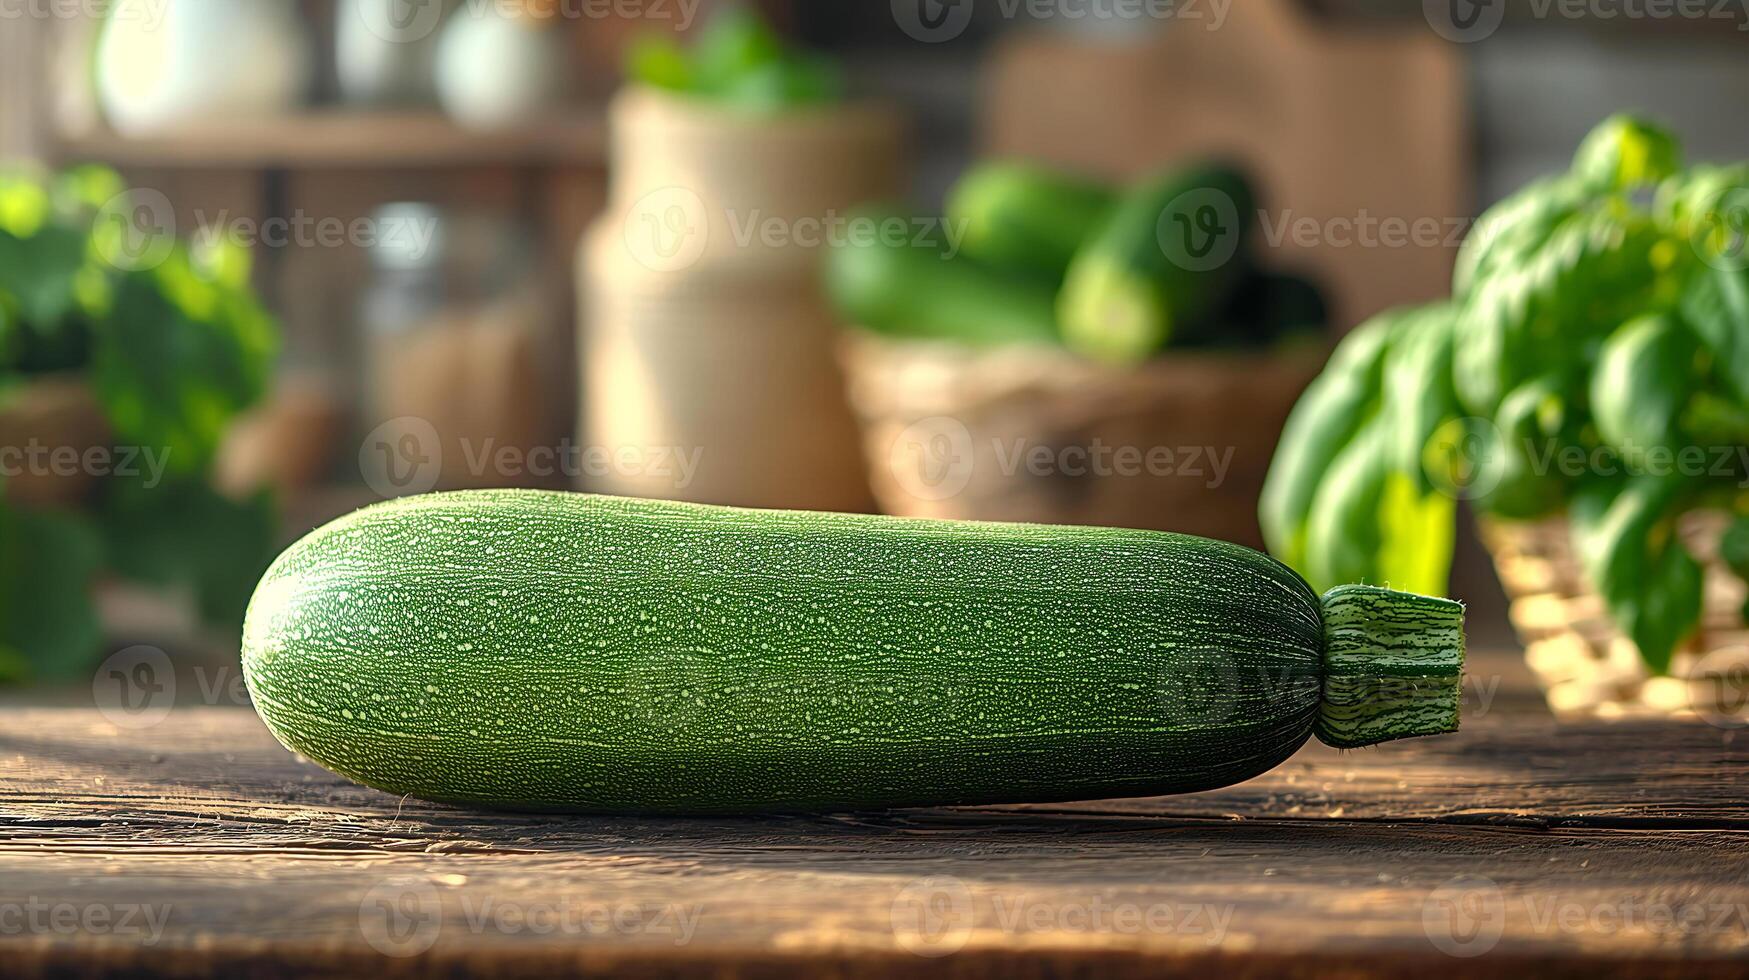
<box><xmin>1262</xmin><ymin>115</ymin><xmax>1749</xmax><ymax>673</ymax></box>
<box><xmin>626</xmin><ymin>7</ymin><xmax>842</xmax><ymax>111</ymax></box>
<box><xmin>0</xmin><ymin>165</ymin><xmax>278</xmax><ymax>681</ymax></box>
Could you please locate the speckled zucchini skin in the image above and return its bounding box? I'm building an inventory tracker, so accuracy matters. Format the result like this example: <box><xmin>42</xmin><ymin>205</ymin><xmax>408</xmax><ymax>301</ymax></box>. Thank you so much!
<box><xmin>242</xmin><ymin>491</ymin><xmax>1326</xmax><ymax>813</ymax></box>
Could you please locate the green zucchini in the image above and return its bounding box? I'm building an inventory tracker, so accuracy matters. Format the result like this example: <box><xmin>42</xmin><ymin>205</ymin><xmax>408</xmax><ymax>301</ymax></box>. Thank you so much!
<box><xmin>1222</xmin><ymin>269</ymin><xmax>1331</xmax><ymax>346</ymax></box>
<box><xmin>1058</xmin><ymin>163</ymin><xmax>1256</xmax><ymax>363</ymax></box>
<box><xmin>824</xmin><ymin>207</ymin><xmax>1059</xmax><ymax>347</ymax></box>
<box><xmin>242</xmin><ymin>491</ymin><xmax>1464</xmax><ymax>814</ymax></box>
<box><xmin>946</xmin><ymin>161</ymin><xmax>1116</xmax><ymax>283</ymax></box>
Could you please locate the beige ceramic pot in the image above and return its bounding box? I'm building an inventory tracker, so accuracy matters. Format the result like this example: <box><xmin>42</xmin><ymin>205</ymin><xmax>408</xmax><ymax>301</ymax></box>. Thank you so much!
<box><xmin>603</xmin><ymin>86</ymin><xmax>905</xmax><ymax>278</ymax></box>
<box><xmin>576</xmin><ymin>86</ymin><xmax>903</xmax><ymax>512</ymax></box>
<box><xmin>579</xmin><ymin>220</ymin><xmax>872</xmax><ymax>513</ymax></box>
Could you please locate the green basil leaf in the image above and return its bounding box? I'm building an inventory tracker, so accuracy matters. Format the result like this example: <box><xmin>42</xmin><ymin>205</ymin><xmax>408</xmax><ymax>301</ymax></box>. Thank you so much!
<box><xmin>0</xmin><ymin>645</ymin><xmax>29</xmax><ymax>684</ymax></box>
<box><xmin>1656</xmin><ymin>162</ymin><xmax>1749</xmax><ymax>249</ymax></box>
<box><xmin>1591</xmin><ymin>313</ymin><xmax>1697</xmax><ymax>452</ymax></box>
<box><xmin>1384</xmin><ymin>303</ymin><xmax>1459</xmax><ymax>491</ymax></box>
<box><xmin>1630</xmin><ymin>542</ymin><xmax>1705</xmax><ymax>676</ymax></box>
<box><xmin>0</xmin><ymin>172</ymin><xmax>50</xmax><ymax>237</ymax></box>
<box><xmin>1259</xmin><ymin>312</ymin><xmax>1398</xmax><ymax>574</ymax></box>
<box><xmin>1300</xmin><ymin>418</ymin><xmax>1455</xmax><ymax>596</ymax></box>
<box><xmin>1303</xmin><ymin>418</ymin><xmax>1390</xmax><ymax>592</ymax></box>
<box><xmin>87</xmin><ymin>248</ymin><xmax>276</xmax><ymax>475</ymax></box>
<box><xmin>0</xmin><ymin>223</ymin><xmax>87</xmax><ymax>329</ymax></box>
<box><xmin>1570</xmin><ymin>474</ymin><xmax>1701</xmax><ymax>674</ymax></box>
<box><xmin>625</xmin><ymin>34</ymin><xmax>693</xmax><ymax>93</ymax></box>
<box><xmin>1682</xmin><ymin>265</ymin><xmax>1749</xmax><ymax>406</ymax></box>
<box><xmin>1722</xmin><ymin>515</ymin><xmax>1749</xmax><ymax>570</ymax></box>
<box><xmin>692</xmin><ymin>7</ymin><xmax>787</xmax><ymax>95</ymax></box>
<box><xmin>49</xmin><ymin>165</ymin><xmax>127</xmax><ymax>217</ymax></box>
<box><xmin>1377</xmin><ymin>469</ymin><xmax>1457</xmax><ymax>598</ymax></box>
<box><xmin>0</xmin><ymin>503</ymin><xmax>104</xmax><ymax>682</ymax></box>
<box><xmin>1571</xmin><ymin>114</ymin><xmax>1683</xmax><ymax>192</ymax></box>
<box><xmin>1467</xmin><ymin>374</ymin><xmax>1574</xmax><ymax>520</ymax></box>
<box><xmin>1456</xmin><ymin>208</ymin><xmax>1663</xmax><ymax>416</ymax></box>
<box><xmin>1722</xmin><ymin>516</ymin><xmax>1749</xmax><ymax>622</ymax></box>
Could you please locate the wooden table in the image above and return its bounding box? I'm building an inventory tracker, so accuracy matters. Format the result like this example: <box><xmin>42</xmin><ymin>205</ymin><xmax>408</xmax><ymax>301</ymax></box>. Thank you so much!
<box><xmin>3</xmin><ymin>651</ymin><xmax>1746</xmax><ymax>977</ymax></box>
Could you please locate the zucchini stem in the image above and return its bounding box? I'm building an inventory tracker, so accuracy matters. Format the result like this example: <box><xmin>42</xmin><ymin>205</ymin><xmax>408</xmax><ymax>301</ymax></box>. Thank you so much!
<box><xmin>1315</xmin><ymin>585</ymin><xmax>1465</xmax><ymax>748</ymax></box>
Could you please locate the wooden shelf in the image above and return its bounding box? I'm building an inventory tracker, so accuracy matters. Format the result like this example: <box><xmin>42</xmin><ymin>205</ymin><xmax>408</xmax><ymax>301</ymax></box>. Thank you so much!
<box><xmin>54</xmin><ymin>110</ymin><xmax>607</xmax><ymax>170</ymax></box>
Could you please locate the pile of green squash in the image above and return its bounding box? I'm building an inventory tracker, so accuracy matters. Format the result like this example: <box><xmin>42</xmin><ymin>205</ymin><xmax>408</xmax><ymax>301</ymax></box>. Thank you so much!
<box><xmin>826</xmin><ymin>160</ymin><xmax>1329</xmax><ymax>361</ymax></box>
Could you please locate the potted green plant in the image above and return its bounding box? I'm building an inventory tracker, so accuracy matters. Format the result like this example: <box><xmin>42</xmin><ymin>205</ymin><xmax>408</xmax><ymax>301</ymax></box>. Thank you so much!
<box><xmin>581</xmin><ymin>10</ymin><xmax>898</xmax><ymax>512</ymax></box>
<box><xmin>0</xmin><ymin>166</ymin><xmax>279</xmax><ymax>683</ymax></box>
<box><xmin>1261</xmin><ymin>115</ymin><xmax>1749</xmax><ymax>720</ymax></box>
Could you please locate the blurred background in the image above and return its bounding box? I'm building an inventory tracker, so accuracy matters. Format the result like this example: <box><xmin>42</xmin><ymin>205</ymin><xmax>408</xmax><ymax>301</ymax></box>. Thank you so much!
<box><xmin>0</xmin><ymin>0</ymin><xmax>1746</xmax><ymax>703</ymax></box>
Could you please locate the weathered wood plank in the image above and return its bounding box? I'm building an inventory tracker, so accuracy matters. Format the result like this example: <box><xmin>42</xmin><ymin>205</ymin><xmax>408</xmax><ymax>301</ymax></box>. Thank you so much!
<box><xmin>4</xmin><ymin>822</ymin><xmax>1748</xmax><ymax>977</ymax></box>
<box><xmin>1</xmin><ymin>703</ymin><xmax>1746</xmax><ymax>976</ymax></box>
<box><xmin>3</xmin><ymin>693</ymin><xmax>1743</xmax><ymax>843</ymax></box>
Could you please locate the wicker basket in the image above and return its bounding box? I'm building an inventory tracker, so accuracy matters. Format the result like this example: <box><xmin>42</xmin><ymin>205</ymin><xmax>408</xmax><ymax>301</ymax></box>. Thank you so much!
<box><xmin>839</xmin><ymin>333</ymin><xmax>1318</xmax><ymax>550</ymax></box>
<box><xmin>1480</xmin><ymin>512</ymin><xmax>1749</xmax><ymax>723</ymax></box>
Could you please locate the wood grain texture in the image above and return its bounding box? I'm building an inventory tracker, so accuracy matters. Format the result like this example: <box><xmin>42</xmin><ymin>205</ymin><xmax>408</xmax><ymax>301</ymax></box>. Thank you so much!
<box><xmin>2</xmin><ymin>672</ymin><xmax>1746</xmax><ymax>977</ymax></box>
